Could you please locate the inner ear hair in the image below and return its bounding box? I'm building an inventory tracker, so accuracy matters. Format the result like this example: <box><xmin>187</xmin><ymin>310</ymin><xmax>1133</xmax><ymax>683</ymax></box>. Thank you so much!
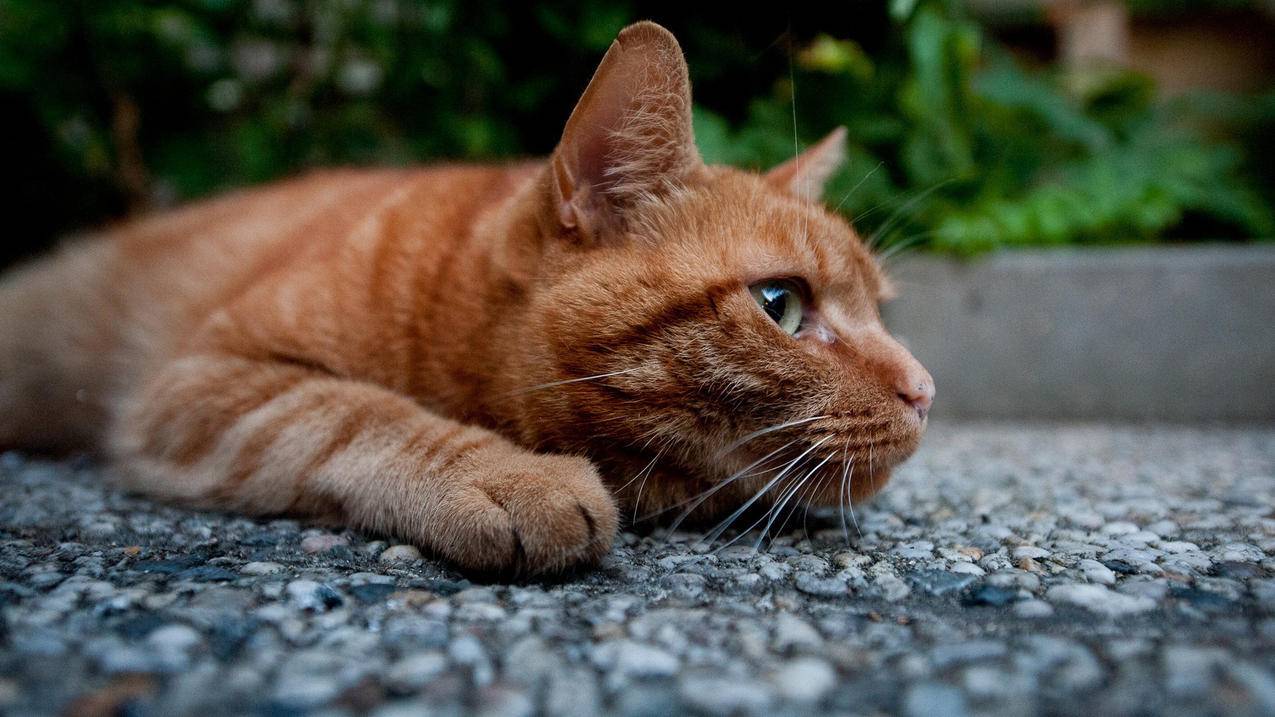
<box><xmin>549</xmin><ymin>21</ymin><xmax>702</xmax><ymax>241</ymax></box>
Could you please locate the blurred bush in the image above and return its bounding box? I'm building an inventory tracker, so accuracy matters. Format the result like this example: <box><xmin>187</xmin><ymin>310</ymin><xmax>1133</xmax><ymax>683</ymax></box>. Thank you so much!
<box><xmin>2</xmin><ymin>0</ymin><xmax>1271</xmax><ymax>262</ymax></box>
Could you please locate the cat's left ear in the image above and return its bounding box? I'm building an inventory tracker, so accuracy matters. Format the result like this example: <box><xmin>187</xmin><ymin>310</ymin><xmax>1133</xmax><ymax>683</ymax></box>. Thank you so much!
<box><xmin>550</xmin><ymin>21</ymin><xmax>701</xmax><ymax>240</ymax></box>
<box><xmin>764</xmin><ymin>127</ymin><xmax>848</xmax><ymax>202</ymax></box>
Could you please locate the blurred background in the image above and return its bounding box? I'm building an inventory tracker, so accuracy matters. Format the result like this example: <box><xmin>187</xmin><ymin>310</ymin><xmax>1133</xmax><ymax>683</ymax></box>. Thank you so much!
<box><xmin>2</xmin><ymin>0</ymin><xmax>1273</xmax><ymax>419</ymax></box>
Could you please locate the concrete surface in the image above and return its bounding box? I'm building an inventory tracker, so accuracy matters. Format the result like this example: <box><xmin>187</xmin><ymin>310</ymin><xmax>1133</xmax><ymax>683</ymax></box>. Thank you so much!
<box><xmin>882</xmin><ymin>245</ymin><xmax>1275</xmax><ymax>421</ymax></box>
<box><xmin>2</xmin><ymin>422</ymin><xmax>1275</xmax><ymax>716</ymax></box>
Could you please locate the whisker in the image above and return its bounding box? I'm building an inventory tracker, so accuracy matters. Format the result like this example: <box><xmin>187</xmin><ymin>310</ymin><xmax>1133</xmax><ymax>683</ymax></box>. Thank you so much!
<box><xmin>717</xmin><ymin>414</ymin><xmax>828</xmax><ymax>456</ymax></box>
<box><xmin>712</xmin><ymin>455</ymin><xmax>820</xmax><ymax>552</ymax></box>
<box><xmin>629</xmin><ymin>448</ymin><xmax>665</xmax><ymax>525</ymax></box>
<box><xmin>650</xmin><ymin>438</ymin><xmax>798</xmax><ymax>529</ymax></box>
<box><xmin>833</xmin><ymin>160</ymin><xmax>885</xmax><ymax>214</ymax></box>
<box><xmin>844</xmin><ymin>446</ymin><xmax>861</xmax><ymax>541</ymax></box>
<box><xmin>703</xmin><ymin>435</ymin><xmax>833</xmax><ymax>546</ymax></box>
<box><xmin>756</xmin><ymin>451</ymin><xmax>835</xmax><ymax>549</ymax></box>
<box><xmin>800</xmin><ymin>453</ymin><xmax>838</xmax><ymax>542</ymax></box>
<box><xmin>865</xmin><ymin>178</ymin><xmax>956</xmax><ymax>250</ymax></box>
<box><xmin>501</xmin><ymin>367</ymin><xmax>639</xmax><ymax>397</ymax></box>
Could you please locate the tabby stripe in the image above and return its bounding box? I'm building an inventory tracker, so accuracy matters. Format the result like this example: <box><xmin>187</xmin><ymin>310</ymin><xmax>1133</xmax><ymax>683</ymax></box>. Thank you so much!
<box><xmin>585</xmin><ymin>280</ymin><xmax>737</xmax><ymax>355</ymax></box>
<box><xmin>141</xmin><ymin>359</ymin><xmax>264</xmax><ymax>459</ymax></box>
<box><xmin>430</xmin><ymin>435</ymin><xmax>498</xmax><ymax>477</ymax></box>
<box><xmin>210</xmin><ymin>389</ymin><xmax>335</xmax><ymax>501</ymax></box>
<box><xmin>169</xmin><ymin>370</ymin><xmax>315</xmax><ymax>467</ymax></box>
<box><xmin>291</xmin><ymin>400</ymin><xmax>378</xmax><ymax>493</ymax></box>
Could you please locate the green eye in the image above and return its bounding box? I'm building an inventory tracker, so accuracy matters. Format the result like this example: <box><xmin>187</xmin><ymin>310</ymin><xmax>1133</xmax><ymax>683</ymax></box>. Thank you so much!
<box><xmin>749</xmin><ymin>280</ymin><xmax>804</xmax><ymax>335</ymax></box>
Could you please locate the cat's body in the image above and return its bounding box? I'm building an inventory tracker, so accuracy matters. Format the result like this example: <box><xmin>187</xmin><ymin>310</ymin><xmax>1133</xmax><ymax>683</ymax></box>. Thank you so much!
<box><xmin>0</xmin><ymin>23</ymin><xmax>933</xmax><ymax>576</ymax></box>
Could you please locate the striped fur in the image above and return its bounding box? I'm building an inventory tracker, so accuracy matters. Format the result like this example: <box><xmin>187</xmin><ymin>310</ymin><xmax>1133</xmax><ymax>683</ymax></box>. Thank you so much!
<box><xmin>0</xmin><ymin>23</ymin><xmax>932</xmax><ymax>575</ymax></box>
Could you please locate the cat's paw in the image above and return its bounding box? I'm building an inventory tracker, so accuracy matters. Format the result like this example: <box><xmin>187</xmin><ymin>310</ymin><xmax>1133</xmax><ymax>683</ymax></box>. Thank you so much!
<box><xmin>442</xmin><ymin>453</ymin><xmax>618</xmax><ymax>577</ymax></box>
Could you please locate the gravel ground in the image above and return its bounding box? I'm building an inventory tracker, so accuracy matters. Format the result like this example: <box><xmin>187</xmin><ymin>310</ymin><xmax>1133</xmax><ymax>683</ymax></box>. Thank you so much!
<box><xmin>2</xmin><ymin>423</ymin><xmax>1274</xmax><ymax>717</ymax></box>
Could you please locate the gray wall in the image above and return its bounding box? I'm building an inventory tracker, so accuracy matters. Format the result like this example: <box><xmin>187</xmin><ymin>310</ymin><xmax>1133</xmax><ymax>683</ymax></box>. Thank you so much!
<box><xmin>881</xmin><ymin>246</ymin><xmax>1275</xmax><ymax>422</ymax></box>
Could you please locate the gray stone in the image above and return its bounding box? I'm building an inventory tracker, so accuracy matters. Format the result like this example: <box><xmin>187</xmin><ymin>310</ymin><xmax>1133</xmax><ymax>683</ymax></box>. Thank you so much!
<box><xmin>679</xmin><ymin>674</ymin><xmax>774</xmax><ymax>715</ymax></box>
<box><xmin>902</xmin><ymin>682</ymin><xmax>970</xmax><ymax>717</ymax></box>
<box><xmin>1046</xmin><ymin>583</ymin><xmax>1155</xmax><ymax>616</ymax></box>
<box><xmin>379</xmin><ymin>544</ymin><xmax>423</xmax><ymax>563</ymax></box>
<box><xmin>772</xmin><ymin>657</ymin><xmax>836</xmax><ymax>702</ymax></box>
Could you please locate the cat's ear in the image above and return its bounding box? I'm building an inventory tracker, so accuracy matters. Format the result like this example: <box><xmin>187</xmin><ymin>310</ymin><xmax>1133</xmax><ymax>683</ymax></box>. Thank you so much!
<box><xmin>550</xmin><ymin>21</ymin><xmax>700</xmax><ymax>238</ymax></box>
<box><xmin>764</xmin><ymin>127</ymin><xmax>848</xmax><ymax>202</ymax></box>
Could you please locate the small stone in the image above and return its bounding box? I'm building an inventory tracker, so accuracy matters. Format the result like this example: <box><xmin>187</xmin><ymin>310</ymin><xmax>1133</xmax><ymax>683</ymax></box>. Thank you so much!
<box><xmin>350</xmin><ymin>583</ymin><xmax>398</xmax><ymax>604</ymax></box>
<box><xmin>595</xmin><ymin>640</ymin><xmax>679</xmax><ymax>678</ymax></box>
<box><xmin>1013</xmin><ymin>599</ymin><xmax>1055</xmax><ymax>618</ymax></box>
<box><xmin>1078</xmin><ymin>559</ymin><xmax>1117</xmax><ymax>585</ymax></box>
<box><xmin>902</xmin><ymin>682</ymin><xmax>970</xmax><ymax>717</ymax></box>
<box><xmin>379</xmin><ymin>544</ymin><xmax>422</xmax><ymax>563</ymax></box>
<box><xmin>385</xmin><ymin>651</ymin><xmax>447</xmax><ymax>692</ymax></box>
<box><xmin>873</xmin><ymin>574</ymin><xmax>912</xmax><ymax>602</ymax></box>
<box><xmin>300</xmin><ymin>533</ymin><xmax>348</xmax><ymax>553</ymax></box>
<box><xmin>285</xmin><ymin>579</ymin><xmax>344</xmax><ymax>610</ymax></box>
<box><xmin>894</xmin><ymin>541</ymin><xmax>936</xmax><ymax>560</ymax></box>
<box><xmin>1046</xmin><ymin>583</ymin><xmax>1155</xmax><ymax>616</ymax></box>
<box><xmin>1164</xmin><ymin>645</ymin><xmax>1229</xmax><ymax>696</ymax></box>
<box><xmin>679</xmin><ymin>674</ymin><xmax>774</xmax><ymax>715</ymax></box>
<box><xmin>794</xmin><ymin>573</ymin><xmax>848</xmax><ymax>598</ymax></box>
<box><xmin>772</xmin><ymin>612</ymin><xmax>822</xmax><ymax>651</ymax></box>
<box><xmin>962</xmin><ymin>584</ymin><xmax>1018</xmax><ymax>607</ymax></box>
<box><xmin>832</xmin><ymin>550</ymin><xmax>871</xmax><ymax>569</ymax></box>
<box><xmin>948</xmin><ymin>562</ymin><xmax>986</xmax><ymax>577</ymax></box>
<box><xmin>449</xmin><ymin>634</ymin><xmax>494</xmax><ymax>686</ymax></box>
<box><xmin>1169</xmin><ymin>586</ymin><xmax>1236</xmax><ymax>612</ymax></box>
<box><xmin>241</xmin><ymin>561</ymin><xmax>286</xmax><ymax>576</ymax></box>
<box><xmin>1216</xmin><ymin>543</ymin><xmax>1264</xmax><ymax>563</ymax></box>
<box><xmin>663</xmin><ymin>572</ymin><xmax>706</xmax><ymax>600</ymax></box>
<box><xmin>908</xmin><ymin>569</ymin><xmax>977</xmax><ymax>597</ymax></box>
<box><xmin>1012</xmin><ymin>546</ymin><xmax>1049</xmax><ymax>560</ymax></box>
<box><xmin>930</xmin><ymin>640</ymin><xmax>1008</xmax><ymax>669</ymax></box>
<box><xmin>174</xmin><ymin>566</ymin><xmax>238</xmax><ymax>583</ymax></box>
<box><xmin>1157</xmin><ymin>541</ymin><xmax>1199</xmax><ymax>554</ymax></box>
<box><xmin>145</xmin><ymin>624</ymin><xmax>202</xmax><ymax>669</ymax></box>
<box><xmin>772</xmin><ymin>657</ymin><xmax>836</xmax><ymax>702</ymax></box>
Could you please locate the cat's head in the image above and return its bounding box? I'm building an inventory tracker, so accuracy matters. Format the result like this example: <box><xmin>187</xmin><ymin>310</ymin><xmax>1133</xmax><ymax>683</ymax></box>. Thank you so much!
<box><xmin>510</xmin><ymin>22</ymin><xmax>933</xmax><ymax>525</ymax></box>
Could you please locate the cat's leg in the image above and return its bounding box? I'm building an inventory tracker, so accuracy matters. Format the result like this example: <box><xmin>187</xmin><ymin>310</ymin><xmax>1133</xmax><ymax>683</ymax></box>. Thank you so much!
<box><xmin>109</xmin><ymin>353</ymin><xmax>617</xmax><ymax>575</ymax></box>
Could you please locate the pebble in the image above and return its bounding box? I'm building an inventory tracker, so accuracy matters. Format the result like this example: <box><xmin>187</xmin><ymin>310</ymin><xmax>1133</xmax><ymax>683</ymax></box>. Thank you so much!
<box><xmin>595</xmin><ymin>640</ymin><xmax>679</xmax><ymax>678</ymax></box>
<box><xmin>241</xmin><ymin>561</ymin><xmax>286</xmax><ymax>576</ymax></box>
<box><xmin>1077</xmin><ymin>559</ymin><xmax>1117</xmax><ymax>585</ymax></box>
<box><xmin>909</xmin><ymin>569</ymin><xmax>978</xmax><ymax>596</ymax></box>
<box><xmin>379</xmin><ymin>545</ymin><xmax>423</xmax><ymax>563</ymax></box>
<box><xmin>286</xmin><ymin>579</ymin><xmax>344</xmax><ymax>611</ymax></box>
<box><xmin>1012</xmin><ymin>546</ymin><xmax>1050</xmax><ymax>560</ymax></box>
<box><xmin>874</xmin><ymin>574</ymin><xmax>912</xmax><ymax>601</ymax></box>
<box><xmin>1</xmin><ymin>425</ymin><xmax>1271</xmax><ymax>716</ymax></box>
<box><xmin>772</xmin><ymin>612</ymin><xmax>822</xmax><ymax>651</ymax></box>
<box><xmin>679</xmin><ymin>674</ymin><xmax>774</xmax><ymax>715</ymax></box>
<box><xmin>385</xmin><ymin>651</ymin><xmax>447</xmax><ymax>692</ymax></box>
<box><xmin>1013</xmin><ymin>599</ymin><xmax>1055</xmax><ymax>618</ymax></box>
<box><xmin>794</xmin><ymin>573</ymin><xmax>848</xmax><ymax>598</ymax></box>
<box><xmin>903</xmin><ymin>682</ymin><xmax>970</xmax><ymax>717</ymax></box>
<box><xmin>301</xmin><ymin>534</ymin><xmax>349</xmax><ymax>553</ymax></box>
<box><xmin>772</xmin><ymin>657</ymin><xmax>836</xmax><ymax>702</ymax></box>
<box><xmin>1046</xmin><ymin>583</ymin><xmax>1155</xmax><ymax>616</ymax></box>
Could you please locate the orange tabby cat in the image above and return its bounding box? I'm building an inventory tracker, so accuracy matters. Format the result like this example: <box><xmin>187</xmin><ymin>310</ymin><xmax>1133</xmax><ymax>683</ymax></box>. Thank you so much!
<box><xmin>0</xmin><ymin>22</ymin><xmax>933</xmax><ymax>576</ymax></box>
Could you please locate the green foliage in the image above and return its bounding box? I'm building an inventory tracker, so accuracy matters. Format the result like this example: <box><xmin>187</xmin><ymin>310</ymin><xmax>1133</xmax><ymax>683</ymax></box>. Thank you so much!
<box><xmin>2</xmin><ymin>0</ymin><xmax>1271</xmax><ymax>257</ymax></box>
<box><xmin>696</xmin><ymin>1</ymin><xmax>1274</xmax><ymax>253</ymax></box>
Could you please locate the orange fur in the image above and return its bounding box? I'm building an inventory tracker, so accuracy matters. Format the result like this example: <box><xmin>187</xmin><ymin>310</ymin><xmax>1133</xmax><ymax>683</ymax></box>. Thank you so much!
<box><xmin>0</xmin><ymin>22</ymin><xmax>933</xmax><ymax>576</ymax></box>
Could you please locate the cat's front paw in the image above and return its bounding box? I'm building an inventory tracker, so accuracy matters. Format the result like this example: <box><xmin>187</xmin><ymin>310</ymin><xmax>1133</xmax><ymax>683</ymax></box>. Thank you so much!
<box><xmin>442</xmin><ymin>453</ymin><xmax>618</xmax><ymax>577</ymax></box>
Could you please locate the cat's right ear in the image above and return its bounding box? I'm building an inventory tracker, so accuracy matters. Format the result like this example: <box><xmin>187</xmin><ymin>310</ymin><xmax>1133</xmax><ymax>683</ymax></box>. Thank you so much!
<box><xmin>549</xmin><ymin>21</ymin><xmax>701</xmax><ymax>240</ymax></box>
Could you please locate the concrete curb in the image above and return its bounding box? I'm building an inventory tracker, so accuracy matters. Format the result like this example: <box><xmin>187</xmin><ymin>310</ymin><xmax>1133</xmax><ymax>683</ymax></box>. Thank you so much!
<box><xmin>881</xmin><ymin>245</ymin><xmax>1275</xmax><ymax>421</ymax></box>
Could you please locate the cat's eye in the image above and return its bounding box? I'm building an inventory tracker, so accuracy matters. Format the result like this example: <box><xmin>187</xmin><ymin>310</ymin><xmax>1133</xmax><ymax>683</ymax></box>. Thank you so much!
<box><xmin>749</xmin><ymin>280</ymin><xmax>804</xmax><ymax>335</ymax></box>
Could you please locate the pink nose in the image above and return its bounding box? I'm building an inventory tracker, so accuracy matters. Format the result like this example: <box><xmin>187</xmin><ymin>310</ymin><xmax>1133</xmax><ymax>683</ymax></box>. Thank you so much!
<box><xmin>896</xmin><ymin>376</ymin><xmax>935</xmax><ymax>420</ymax></box>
